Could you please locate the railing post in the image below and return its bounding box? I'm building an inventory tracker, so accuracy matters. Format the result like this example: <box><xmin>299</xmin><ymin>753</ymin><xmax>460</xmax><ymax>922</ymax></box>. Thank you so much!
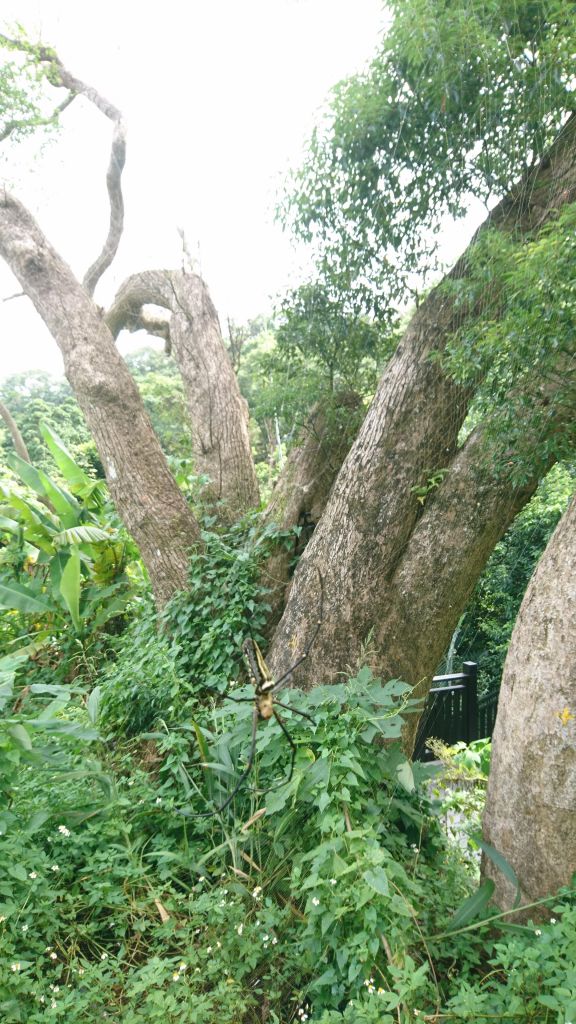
<box><xmin>463</xmin><ymin>661</ymin><xmax>478</xmax><ymax>743</ymax></box>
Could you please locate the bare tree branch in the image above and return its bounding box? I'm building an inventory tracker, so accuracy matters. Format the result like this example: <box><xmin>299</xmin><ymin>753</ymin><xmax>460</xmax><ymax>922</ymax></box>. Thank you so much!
<box><xmin>0</xmin><ymin>400</ymin><xmax>31</xmax><ymax>462</ymax></box>
<box><xmin>0</xmin><ymin>33</ymin><xmax>126</xmax><ymax>296</ymax></box>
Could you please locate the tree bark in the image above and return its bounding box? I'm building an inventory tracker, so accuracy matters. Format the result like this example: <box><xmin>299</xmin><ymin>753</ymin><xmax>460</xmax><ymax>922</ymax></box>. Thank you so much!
<box><xmin>482</xmin><ymin>492</ymin><xmax>576</xmax><ymax>914</ymax></box>
<box><xmin>266</xmin><ymin>114</ymin><xmax>576</xmax><ymax>718</ymax></box>
<box><xmin>106</xmin><ymin>270</ymin><xmax>259</xmax><ymax>519</ymax></box>
<box><xmin>0</xmin><ymin>400</ymin><xmax>31</xmax><ymax>462</ymax></box>
<box><xmin>262</xmin><ymin>391</ymin><xmax>362</xmax><ymax>628</ymax></box>
<box><xmin>0</xmin><ymin>191</ymin><xmax>201</xmax><ymax>606</ymax></box>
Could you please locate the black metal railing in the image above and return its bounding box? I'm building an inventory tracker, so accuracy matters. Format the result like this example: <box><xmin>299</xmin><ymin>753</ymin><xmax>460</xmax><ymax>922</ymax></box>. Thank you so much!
<box><xmin>413</xmin><ymin>662</ymin><xmax>498</xmax><ymax>761</ymax></box>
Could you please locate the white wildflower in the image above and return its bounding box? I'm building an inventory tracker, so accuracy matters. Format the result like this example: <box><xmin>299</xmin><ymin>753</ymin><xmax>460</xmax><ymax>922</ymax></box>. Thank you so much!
<box><xmin>57</xmin><ymin>825</ymin><xmax>71</xmax><ymax>837</ymax></box>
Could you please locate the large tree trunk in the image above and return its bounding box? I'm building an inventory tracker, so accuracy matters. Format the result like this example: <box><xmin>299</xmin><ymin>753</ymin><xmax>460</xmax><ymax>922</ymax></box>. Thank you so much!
<box><xmin>0</xmin><ymin>192</ymin><xmax>201</xmax><ymax>606</ymax></box>
<box><xmin>482</xmin><ymin>492</ymin><xmax>576</xmax><ymax>914</ymax></box>
<box><xmin>266</xmin><ymin>114</ymin><xmax>576</xmax><ymax>729</ymax></box>
<box><xmin>106</xmin><ymin>270</ymin><xmax>259</xmax><ymax>519</ymax></box>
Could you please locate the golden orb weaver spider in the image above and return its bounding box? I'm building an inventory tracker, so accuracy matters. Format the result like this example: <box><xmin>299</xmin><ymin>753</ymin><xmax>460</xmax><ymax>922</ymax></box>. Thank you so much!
<box><xmin>194</xmin><ymin>568</ymin><xmax>323</xmax><ymax>817</ymax></box>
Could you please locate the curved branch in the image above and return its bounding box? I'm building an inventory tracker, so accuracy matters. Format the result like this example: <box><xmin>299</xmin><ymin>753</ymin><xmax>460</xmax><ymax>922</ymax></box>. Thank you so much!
<box><xmin>0</xmin><ymin>34</ymin><xmax>126</xmax><ymax>296</ymax></box>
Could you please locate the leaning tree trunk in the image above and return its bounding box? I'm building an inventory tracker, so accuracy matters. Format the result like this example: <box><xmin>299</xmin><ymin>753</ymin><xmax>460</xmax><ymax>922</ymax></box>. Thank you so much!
<box><xmin>267</xmin><ymin>114</ymin><xmax>576</xmax><ymax>735</ymax></box>
<box><xmin>0</xmin><ymin>192</ymin><xmax>201</xmax><ymax>606</ymax></box>
<box><xmin>482</xmin><ymin>492</ymin><xmax>576</xmax><ymax>915</ymax></box>
<box><xmin>106</xmin><ymin>270</ymin><xmax>259</xmax><ymax>519</ymax></box>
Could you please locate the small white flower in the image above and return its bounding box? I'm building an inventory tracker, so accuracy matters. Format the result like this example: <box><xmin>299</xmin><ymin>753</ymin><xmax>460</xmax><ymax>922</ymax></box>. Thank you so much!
<box><xmin>198</xmin><ymin>876</ymin><xmax>205</xmax><ymax>883</ymax></box>
<box><xmin>101</xmin><ymin>952</ymin><xmax>108</xmax><ymax>960</ymax></box>
<box><xmin>78</xmin><ymin>968</ymin><xmax>85</xmax><ymax>975</ymax></box>
<box><xmin>0</xmin><ymin>915</ymin><xmax>5</xmax><ymax>922</ymax></box>
<box><xmin>179</xmin><ymin>963</ymin><xmax>187</xmax><ymax>972</ymax></box>
<box><xmin>272</xmin><ymin>936</ymin><xmax>278</xmax><ymax>945</ymax></box>
<box><xmin>330</xmin><ymin>878</ymin><xmax>337</xmax><ymax>885</ymax></box>
<box><xmin>262</xmin><ymin>934</ymin><xmax>269</xmax><ymax>943</ymax></box>
<box><xmin>21</xmin><ymin>924</ymin><xmax>28</xmax><ymax>932</ymax></box>
<box><xmin>534</xmin><ymin>929</ymin><xmax>542</xmax><ymax>936</ymax></box>
<box><xmin>252</xmin><ymin>885</ymin><xmax>262</xmax><ymax>899</ymax></box>
<box><xmin>207</xmin><ymin>946</ymin><xmax>212</xmax><ymax>954</ymax></box>
<box><xmin>49</xmin><ymin>952</ymin><xmax>58</xmax><ymax>960</ymax></box>
<box><xmin>172</xmin><ymin>972</ymin><xmax>180</xmax><ymax>981</ymax></box>
<box><xmin>57</xmin><ymin>825</ymin><xmax>71</xmax><ymax>837</ymax></box>
<box><xmin>237</xmin><ymin>923</ymin><xmax>244</xmax><ymax>936</ymax></box>
<box><xmin>216</xmin><ymin>941</ymin><xmax>221</xmax><ymax>948</ymax></box>
<box><xmin>311</xmin><ymin>897</ymin><xmax>320</xmax><ymax>906</ymax></box>
<box><xmin>29</xmin><ymin>871</ymin><xmax>38</xmax><ymax>879</ymax></box>
<box><xmin>155</xmin><ymin>797</ymin><xmax>162</xmax><ymax>805</ymax></box>
<box><xmin>51</xmin><ymin>865</ymin><xmax>60</xmax><ymax>872</ymax></box>
<box><xmin>11</xmin><ymin>963</ymin><xmax>20</xmax><ymax>972</ymax></box>
<box><xmin>550</xmin><ymin>917</ymin><xmax>557</xmax><ymax>924</ymax></box>
<box><xmin>51</xmin><ymin>1001</ymin><xmax>57</xmax><ymax>1009</ymax></box>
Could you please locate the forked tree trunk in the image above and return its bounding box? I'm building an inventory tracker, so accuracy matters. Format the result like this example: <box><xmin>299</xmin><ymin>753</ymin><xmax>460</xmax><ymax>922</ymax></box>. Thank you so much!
<box><xmin>266</xmin><ymin>114</ymin><xmax>576</xmax><ymax>735</ymax></box>
<box><xmin>0</xmin><ymin>192</ymin><xmax>201</xmax><ymax>606</ymax></box>
<box><xmin>106</xmin><ymin>270</ymin><xmax>259</xmax><ymax>519</ymax></box>
<box><xmin>482</xmin><ymin>492</ymin><xmax>576</xmax><ymax>914</ymax></box>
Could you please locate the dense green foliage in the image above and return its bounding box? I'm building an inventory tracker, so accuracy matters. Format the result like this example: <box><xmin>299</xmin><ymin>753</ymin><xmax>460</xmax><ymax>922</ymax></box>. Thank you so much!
<box><xmin>442</xmin><ymin>205</ymin><xmax>576</xmax><ymax>482</ymax></box>
<box><xmin>282</xmin><ymin>0</ymin><xmax>576</xmax><ymax>314</ymax></box>
<box><xmin>1</xmin><ymin>639</ymin><xmax>575</xmax><ymax>1022</ymax></box>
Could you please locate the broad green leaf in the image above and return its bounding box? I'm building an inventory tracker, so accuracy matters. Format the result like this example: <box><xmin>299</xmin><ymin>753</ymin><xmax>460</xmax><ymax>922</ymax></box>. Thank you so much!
<box><xmin>5</xmin><ymin>452</ymin><xmax>47</xmax><ymax>497</ymax></box>
<box><xmin>446</xmin><ymin>879</ymin><xmax>495</xmax><ymax>932</ymax></box>
<box><xmin>40</xmin><ymin>421</ymin><xmax>91</xmax><ymax>491</ymax></box>
<box><xmin>36</xmin><ymin>469</ymin><xmax>80</xmax><ymax>518</ymax></box>
<box><xmin>0</xmin><ymin>580</ymin><xmax>54</xmax><ymax>616</ymax></box>
<box><xmin>27</xmin><ymin>719</ymin><xmax>99</xmax><ymax>741</ymax></box>
<box><xmin>25</xmin><ymin>809</ymin><xmax>51</xmax><ymax>834</ymax></box>
<box><xmin>59</xmin><ymin>549</ymin><xmax>81</xmax><ymax>630</ymax></box>
<box><xmin>8</xmin><ymin>864</ymin><xmax>28</xmax><ymax>882</ymax></box>
<box><xmin>53</xmin><ymin>525</ymin><xmax>112</xmax><ymax>547</ymax></box>
<box><xmin>7</xmin><ymin>723</ymin><xmax>33</xmax><ymax>750</ymax></box>
<box><xmin>363</xmin><ymin>866</ymin><xmax>390</xmax><ymax>896</ymax></box>
<box><xmin>395</xmin><ymin>758</ymin><xmax>415</xmax><ymax>792</ymax></box>
<box><xmin>471</xmin><ymin>833</ymin><xmax>521</xmax><ymax>909</ymax></box>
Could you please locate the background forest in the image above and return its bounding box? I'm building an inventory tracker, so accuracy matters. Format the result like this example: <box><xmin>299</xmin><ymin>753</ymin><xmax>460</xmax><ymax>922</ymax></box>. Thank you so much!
<box><xmin>0</xmin><ymin>1</ymin><xmax>575</xmax><ymax>1022</ymax></box>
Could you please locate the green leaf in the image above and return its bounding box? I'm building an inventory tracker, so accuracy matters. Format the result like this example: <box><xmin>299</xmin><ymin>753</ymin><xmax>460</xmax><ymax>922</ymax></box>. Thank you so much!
<box><xmin>470</xmin><ymin>834</ymin><xmax>521</xmax><ymax>909</ymax></box>
<box><xmin>53</xmin><ymin>525</ymin><xmax>112</xmax><ymax>547</ymax></box>
<box><xmin>362</xmin><ymin>866</ymin><xmax>390</xmax><ymax>896</ymax></box>
<box><xmin>40</xmin><ymin>421</ymin><xmax>91</xmax><ymax>491</ymax></box>
<box><xmin>8</xmin><ymin>864</ymin><xmax>28</xmax><ymax>882</ymax></box>
<box><xmin>87</xmin><ymin>686</ymin><xmax>101</xmax><ymax>725</ymax></box>
<box><xmin>446</xmin><ymin>879</ymin><xmax>495</xmax><ymax>932</ymax></box>
<box><xmin>25</xmin><ymin>809</ymin><xmax>51</xmax><ymax>834</ymax></box>
<box><xmin>59</xmin><ymin>549</ymin><xmax>81</xmax><ymax>630</ymax></box>
<box><xmin>7</xmin><ymin>723</ymin><xmax>33</xmax><ymax>750</ymax></box>
<box><xmin>395</xmin><ymin>759</ymin><xmax>415</xmax><ymax>792</ymax></box>
<box><xmin>0</xmin><ymin>580</ymin><xmax>54</xmax><ymax>616</ymax></box>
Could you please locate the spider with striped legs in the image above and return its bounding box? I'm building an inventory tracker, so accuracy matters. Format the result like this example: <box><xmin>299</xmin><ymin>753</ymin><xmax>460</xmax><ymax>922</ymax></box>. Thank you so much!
<box><xmin>195</xmin><ymin>568</ymin><xmax>323</xmax><ymax>816</ymax></box>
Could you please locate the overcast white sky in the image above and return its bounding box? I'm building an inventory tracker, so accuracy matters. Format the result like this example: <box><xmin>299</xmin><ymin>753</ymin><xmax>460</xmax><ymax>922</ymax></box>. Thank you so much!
<box><xmin>0</xmin><ymin>0</ymin><xmax>391</xmax><ymax>380</ymax></box>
